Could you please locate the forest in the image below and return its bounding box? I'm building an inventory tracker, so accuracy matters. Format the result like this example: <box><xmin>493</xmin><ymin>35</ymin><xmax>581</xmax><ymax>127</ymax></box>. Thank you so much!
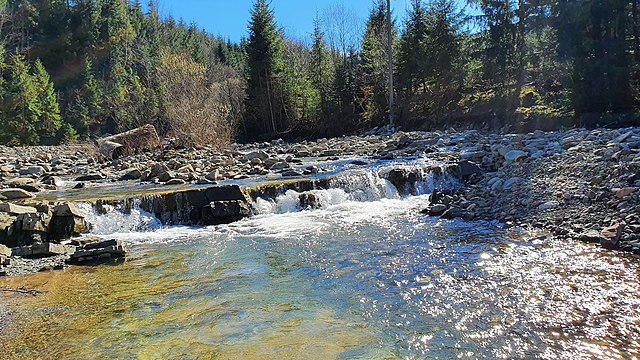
<box><xmin>0</xmin><ymin>0</ymin><xmax>638</xmax><ymax>146</ymax></box>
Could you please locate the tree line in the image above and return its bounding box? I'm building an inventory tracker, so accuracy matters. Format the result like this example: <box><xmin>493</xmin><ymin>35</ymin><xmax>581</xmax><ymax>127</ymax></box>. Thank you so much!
<box><xmin>0</xmin><ymin>0</ymin><xmax>639</xmax><ymax>146</ymax></box>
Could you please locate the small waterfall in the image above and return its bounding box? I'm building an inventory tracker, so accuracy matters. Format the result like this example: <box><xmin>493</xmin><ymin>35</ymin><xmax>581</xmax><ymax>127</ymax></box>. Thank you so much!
<box><xmin>79</xmin><ymin>201</ymin><xmax>162</xmax><ymax>235</ymax></box>
<box><xmin>78</xmin><ymin>159</ymin><xmax>462</xmax><ymax>231</ymax></box>
<box><xmin>252</xmin><ymin>163</ymin><xmax>460</xmax><ymax>215</ymax></box>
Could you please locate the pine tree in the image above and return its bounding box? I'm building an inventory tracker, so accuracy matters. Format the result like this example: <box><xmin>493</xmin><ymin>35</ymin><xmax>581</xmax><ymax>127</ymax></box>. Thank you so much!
<box><xmin>360</xmin><ymin>1</ymin><xmax>395</xmax><ymax>125</ymax></box>
<box><xmin>310</xmin><ymin>18</ymin><xmax>331</xmax><ymax>121</ymax></box>
<box><xmin>425</xmin><ymin>0</ymin><xmax>462</xmax><ymax>88</ymax></box>
<box><xmin>244</xmin><ymin>0</ymin><xmax>286</xmax><ymax>138</ymax></box>
<box><xmin>397</xmin><ymin>0</ymin><xmax>428</xmax><ymax>93</ymax></box>
<box><xmin>31</xmin><ymin>59</ymin><xmax>62</xmax><ymax>144</ymax></box>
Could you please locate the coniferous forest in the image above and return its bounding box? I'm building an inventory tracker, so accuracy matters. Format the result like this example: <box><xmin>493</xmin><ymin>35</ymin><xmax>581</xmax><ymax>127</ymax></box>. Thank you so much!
<box><xmin>0</xmin><ymin>0</ymin><xmax>639</xmax><ymax>146</ymax></box>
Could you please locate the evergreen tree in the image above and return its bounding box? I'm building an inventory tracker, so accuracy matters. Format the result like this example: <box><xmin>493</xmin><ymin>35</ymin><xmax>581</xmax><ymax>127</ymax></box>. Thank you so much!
<box><xmin>360</xmin><ymin>1</ymin><xmax>395</xmax><ymax>124</ymax></box>
<box><xmin>310</xmin><ymin>18</ymin><xmax>331</xmax><ymax>121</ymax></box>
<box><xmin>397</xmin><ymin>0</ymin><xmax>428</xmax><ymax>93</ymax></box>
<box><xmin>31</xmin><ymin>59</ymin><xmax>62</xmax><ymax>144</ymax></box>
<box><xmin>244</xmin><ymin>0</ymin><xmax>286</xmax><ymax>138</ymax></box>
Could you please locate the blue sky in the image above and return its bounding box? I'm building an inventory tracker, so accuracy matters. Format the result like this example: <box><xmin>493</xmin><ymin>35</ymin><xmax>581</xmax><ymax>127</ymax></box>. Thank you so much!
<box><xmin>150</xmin><ymin>0</ymin><xmax>414</xmax><ymax>43</ymax></box>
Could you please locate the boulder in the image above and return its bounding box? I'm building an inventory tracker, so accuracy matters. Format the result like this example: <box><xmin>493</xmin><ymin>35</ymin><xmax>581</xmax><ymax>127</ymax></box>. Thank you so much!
<box><xmin>18</xmin><ymin>166</ymin><xmax>44</xmax><ymax>176</ymax></box>
<box><xmin>456</xmin><ymin>161</ymin><xmax>482</xmax><ymax>179</ymax></box>
<box><xmin>98</xmin><ymin>124</ymin><xmax>160</xmax><ymax>158</ymax></box>
<box><xmin>19</xmin><ymin>213</ymin><xmax>50</xmax><ymax>232</ymax></box>
<box><xmin>578</xmin><ymin>231</ymin><xmax>605</xmax><ymax>244</ymax></box>
<box><xmin>0</xmin><ymin>188</ymin><xmax>35</xmax><ymax>200</ymax></box>
<box><xmin>601</xmin><ymin>222</ymin><xmax>625</xmax><ymax>250</ymax></box>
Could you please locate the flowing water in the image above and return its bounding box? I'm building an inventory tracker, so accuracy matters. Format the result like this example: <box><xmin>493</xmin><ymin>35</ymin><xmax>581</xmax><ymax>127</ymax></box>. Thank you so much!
<box><xmin>1</xmin><ymin>160</ymin><xmax>640</xmax><ymax>359</ymax></box>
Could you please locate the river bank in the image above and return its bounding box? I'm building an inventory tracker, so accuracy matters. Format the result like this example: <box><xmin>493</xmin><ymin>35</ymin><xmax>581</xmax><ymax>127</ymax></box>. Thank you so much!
<box><xmin>0</xmin><ymin>127</ymin><xmax>638</xmax><ymax>278</ymax></box>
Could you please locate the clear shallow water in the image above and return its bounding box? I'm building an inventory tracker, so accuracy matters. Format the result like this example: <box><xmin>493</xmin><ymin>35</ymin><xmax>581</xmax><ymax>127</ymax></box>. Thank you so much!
<box><xmin>2</xmin><ymin>196</ymin><xmax>640</xmax><ymax>359</ymax></box>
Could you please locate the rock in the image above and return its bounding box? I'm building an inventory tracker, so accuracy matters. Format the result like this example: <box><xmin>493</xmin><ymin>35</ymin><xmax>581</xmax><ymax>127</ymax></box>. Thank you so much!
<box><xmin>98</xmin><ymin>124</ymin><xmax>161</xmax><ymax>158</ymax></box>
<box><xmin>12</xmin><ymin>243</ymin><xmax>76</xmax><ymax>258</ymax></box>
<box><xmin>0</xmin><ymin>188</ymin><xmax>35</xmax><ymax>200</ymax></box>
<box><xmin>177</xmin><ymin>164</ymin><xmax>194</xmax><ymax>173</ymax></box>
<box><xmin>424</xmin><ymin>204</ymin><xmax>448</xmax><ymax>216</ymax></box>
<box><xmin>73</xmin><ymin>183</ymin><xmax>85</xmax><ymax>189</ymax></box>
<box><xmin>538</xmin><ymin>201</ymin><xmax>560</xmax><ymax>210</ymax></box>
<box><xmin>615</xmin><ymin>187</ymin><xmax>637</xmax><ymax>199</ymax></box>
<box><xmin>75</xmin><ymin>174</ymin><xmax>105</xmax><ymax>182</ymax></box>
<box><xmin>281</xmin><ymin>170</ymin><xmax>302</xmax><ymax>177</ymax></box>
<box><xmin>590</xmin><ymin>176</ymin><xmax>603</xmax><ymax>186</ymax></box>
<box><xmin>119</xmin><ymin>168</ymin><xmax>142</xmax><ymax>181</ymax></box>
<box><xmin>19</xmin><ymin>213</ymin><xmax>50</xmax><ymax>232</ymax></box>
<box><xmin>270</xmin><ymin>162</ymin><xmax>291</xmax><ymax>171</ymax></box>
<box><xmin>165</xmin><ymin>178</ymin><xmax>186</xmax><ymax>185</ymax></box>
<box><xmin>503</xmin><ymin>177</ymin><xmax>525</xmax><ymax>191</ymax></box>
<box><xmin>504</xmin><ymin>150</ymin><xmax>528</xmax><ymax>162</ymax></box>
<box><xmin>148</xmin><ymin>163</ymin><xmax>173</xmax><ymax>182</ymax></box>
<box><xmin>99</xmin><ymin>140</ymin><xmax>124</xmax><ymax>159</ymax></box>
<box><xmin>0</xmin><ymin>203</ymin><xmax>37</xmax><ymax>215</ymax></box>
<box><xmin>578</xmin><ymin>231</ymin><xmax>605</xmax><ymax>244</ymax></box>
<box><xmin>299</xmin><ymin>193</ymin><xmax>320</xmax><ymax>209</ymax></box>
<box><xmin>203</xmin><ymin>200</ymin><xmax>251</xmax><ymax>225</ymax></box>
<box><xmin>18</xmin><ymin>166</ymin><xmax>44</xmax><ymax>176</ymax></box>
<box><xmin>53</xmin><ymin>203</ymin><xmax>84</xmax><ymax>218</ymax></box>
<box><xmin>42</xmin><ymin>176</ymin><xmax>63</xmax><ymax>187</ymax></box>
<box><xmin>456</xmin><ymin>161</ymin><xmax>482</xmax><ymax>179</ymax></box>
<box><xmin>600</xmin><ymin>222</ymin><xmax>625</xmax><ymax>250</ymax></box>
<box><xmin>0</xmin><ymin>244</ymin><xmax>10</xmax><ymax>257</ymax></box>
<box><xmin>205</xmin><ymin>169</ymin><xmax>220</xmax><ymax>181</ymax></box>
<box><xmin>70</xmin><ymin>239</ymin><xmax>127</xmax><ymax>264</ymax></box>
<box><xmin>243</xmin><ymin>150</ymin><xmax>269</xmax><ymax>162</ymax></box>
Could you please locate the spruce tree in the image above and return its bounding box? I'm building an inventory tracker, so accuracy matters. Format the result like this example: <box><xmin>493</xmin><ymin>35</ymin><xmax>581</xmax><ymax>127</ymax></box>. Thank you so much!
<box><xmin>245</xmin><ymin>0</ymin><xmax>286</xmax><ymax>138</ymax></box>
<box><xmin>31</xmin><ymin>59</ymin><xmax>62</xmax><ymax>144</ymax></box>
<box><xmin>397</xmin><ymin>0</ymin><xmax>428</xmax><ymax>93</ymax></box>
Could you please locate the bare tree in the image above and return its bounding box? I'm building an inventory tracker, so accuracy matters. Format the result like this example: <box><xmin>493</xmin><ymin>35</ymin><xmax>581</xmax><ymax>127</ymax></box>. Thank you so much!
<box><xmin>321</xmin><ymin>2</ymin><xmax>363</xmax><ymax>60</ymax></box>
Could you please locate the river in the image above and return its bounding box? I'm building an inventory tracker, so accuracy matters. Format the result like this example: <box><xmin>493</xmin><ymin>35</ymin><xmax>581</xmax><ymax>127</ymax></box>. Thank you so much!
<box><xmin>1</xmin><ymin>161</ymin><xmax>640</xmax><ymax>359</ymax></box>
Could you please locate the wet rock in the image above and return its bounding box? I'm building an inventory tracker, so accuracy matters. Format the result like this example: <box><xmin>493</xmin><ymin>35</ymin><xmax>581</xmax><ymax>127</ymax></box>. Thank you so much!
<box><xmin>54</xmin><ymin>203</ymin><xmax>84</xmax><ymax>218</ymax></box>
<box><xmin>203</xmin><ymin>200</ymin><xmax>251</xmax><ymax>225</ymax></box>
<box><xmin>0</xmin><ymin>188</ymin><xmax>35</xmax><ymax>200</ymax></box>
<box><xmin>50</xmin><ymin>204</ymin><xmax>86</xmax><ymax>240</ymax></box>
<box><xmin>424</xmin><ymin>204</ymin><xmax>448</xmax><ymax>216</ymax></box>
<box><xmin>165</xmin><ymin>178</ymin><xmax>186</xmax><ymax>185</ymax></box>
<box><xmin>70</xmin><ymin>239</ymin><xmax>127</xmax><ymax>264</ymax></box>
<box><xmin>270</xmin><ymin>162</ymin><xmax>291</xmax><ymax>171</ymax></box>
<box><xmin>75</xmin><ymin>174</ymin><xmax>105</xmax><ymax>182</ymax></box>
<box><xmin>281</xmin><ymin>170</ymin><xmax>302</xmax><ymax>177</ymax></box>
<box><xmin>299</xmin><ymin>193</ymin><xmax>320</xmax><ymax>209</ymax></box>
<box><xmin>42</xmin><ymin>176</ymin><xmax>63</xmax><ymax>187</ymax></box>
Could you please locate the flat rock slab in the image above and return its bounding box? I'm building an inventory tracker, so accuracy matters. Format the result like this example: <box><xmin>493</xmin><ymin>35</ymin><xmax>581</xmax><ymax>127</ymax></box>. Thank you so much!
<box><xmin>71</xmin><ymin>239</ymin><xmax>126</xmax><ymax>264</ymax></box>
<box><xmin>0</xmin><ymin>244</ymin><xmax>10</xmax><ymax>257</ymax></box>
<box><xmin>12</xmin><ymin>243</ymin><xmax>77</xmax><ymax>258</ymax></box>
<box><xmin>0</xmin><ymin>203</ymin><xmax>37</xmax><ymax>215</ymax></box>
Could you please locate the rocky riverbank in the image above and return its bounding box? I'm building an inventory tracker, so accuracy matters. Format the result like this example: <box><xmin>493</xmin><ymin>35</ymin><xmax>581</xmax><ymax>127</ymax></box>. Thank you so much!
<box><xmin>0</xmin><ymin>126</ymin><xmax>638</xmax><ymax>276</ymax></box>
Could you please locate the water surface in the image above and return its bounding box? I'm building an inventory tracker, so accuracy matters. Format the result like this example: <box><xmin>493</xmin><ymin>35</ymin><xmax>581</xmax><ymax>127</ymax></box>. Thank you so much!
<box><xmin>1</xmin><ymin>195</ymin><xmax>639</xmax><ymax>359</ymax></box>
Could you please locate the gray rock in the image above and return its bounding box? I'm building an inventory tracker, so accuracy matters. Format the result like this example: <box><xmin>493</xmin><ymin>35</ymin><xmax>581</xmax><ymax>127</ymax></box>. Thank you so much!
<box><xmin>270</xmin><ymin>162</ymin><xmax>291</xmax><ymax>171</ymax></box>
<box><xmin>75</xmin><ymin>174</ymin><xmax>105</xmax><ymax>182</ymax></box>
<box><xmin>18</xmin><ymin>166</ymin><xmax>44</xmax><ymax>176</ymax></box>
<box><xmin>243</xmin><ymin>150</ymin><xmax>269</xmax><ymax>162</ymax></box>
<box><xmin>456</xmin><ymin>161</ymin><xmax>482</xmax><ymax>179</ymax></box>
<box><xmin>12</xmin><ymin>243</ymin><xmax>77</xmax><ymax>258</ymax></box>
<box><xmin>53</xmin><ymin>203</ymin><xmax>84</xmax><ymax>218</ymax></box>
<box><xmin>425</xmin><ymin>204</ymin><xmax>448</xmax><ymax>216</ymax></box>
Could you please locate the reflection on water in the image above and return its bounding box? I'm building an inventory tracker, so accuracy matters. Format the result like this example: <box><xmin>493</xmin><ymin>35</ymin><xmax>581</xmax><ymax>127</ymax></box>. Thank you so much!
<box><xmin>1</xmin><ymin>196</ymin><xmax>640</xmax><ymax>359</ymax></box>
